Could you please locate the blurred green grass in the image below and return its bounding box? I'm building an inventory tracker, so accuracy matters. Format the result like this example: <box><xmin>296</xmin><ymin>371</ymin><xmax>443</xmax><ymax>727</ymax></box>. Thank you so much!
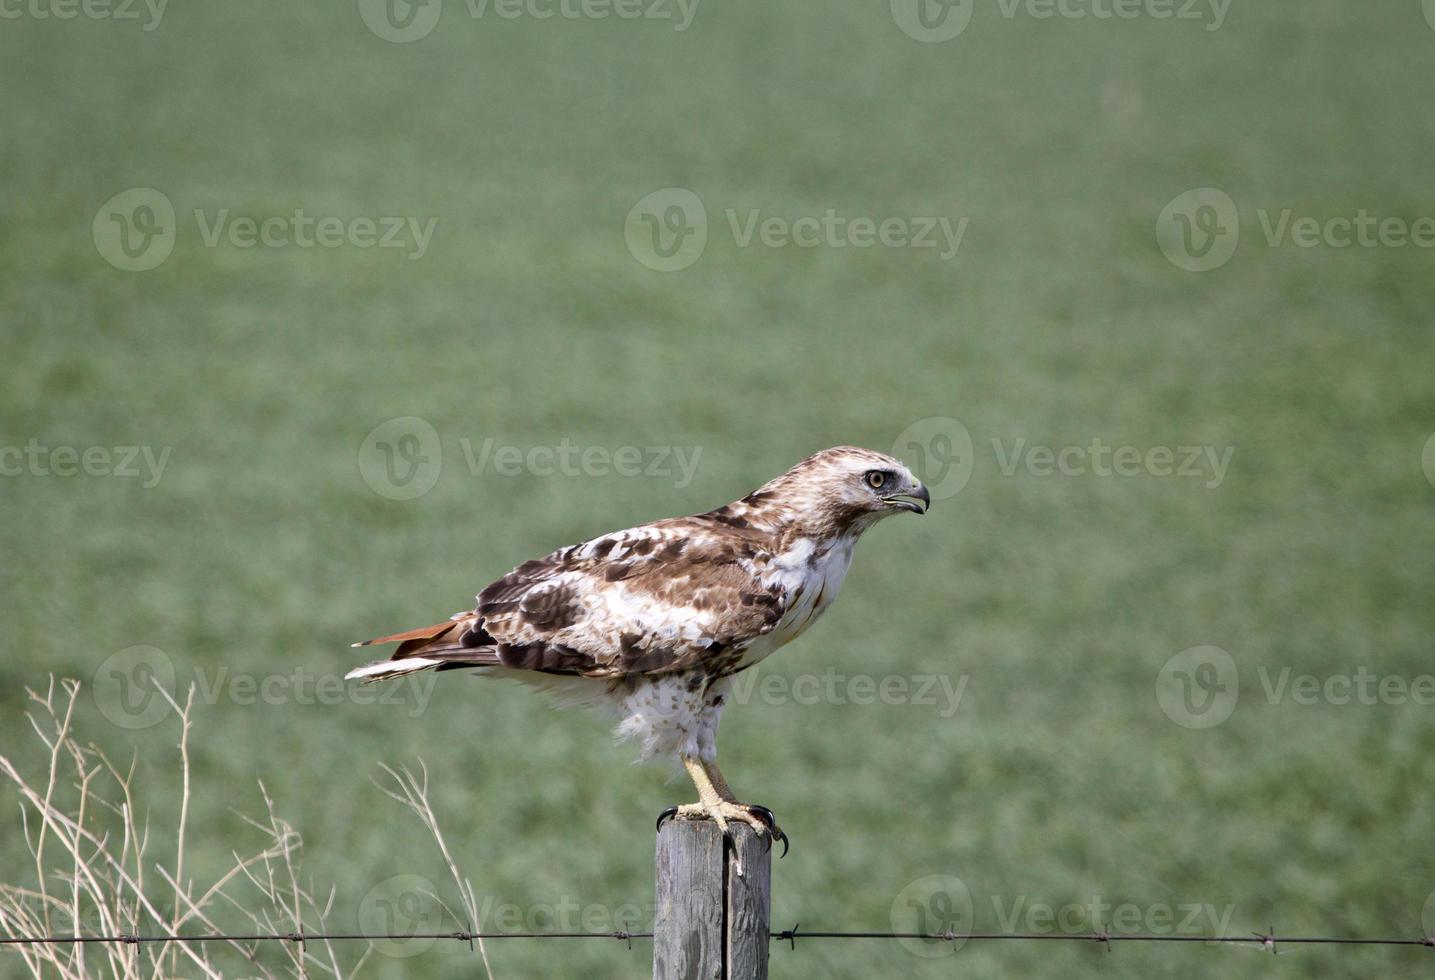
<box><xmin>3</xmin><ymin>2</ymin><xmax>1435</xmax><ymax>977</ymax></box>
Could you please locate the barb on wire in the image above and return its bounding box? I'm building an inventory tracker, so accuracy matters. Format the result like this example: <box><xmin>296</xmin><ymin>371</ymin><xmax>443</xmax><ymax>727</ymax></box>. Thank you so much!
<box><xmin>775</xmin><ymin>922</ymin><xmax>799</xmax><ymax>950</ymax></box>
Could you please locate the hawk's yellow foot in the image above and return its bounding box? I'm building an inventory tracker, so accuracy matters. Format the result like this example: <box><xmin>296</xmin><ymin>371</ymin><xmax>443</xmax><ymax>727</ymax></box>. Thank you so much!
<box><xmin>656</xmin><ymin>756</ymin><xmax>789</xmax><ymax>859</ymax></box>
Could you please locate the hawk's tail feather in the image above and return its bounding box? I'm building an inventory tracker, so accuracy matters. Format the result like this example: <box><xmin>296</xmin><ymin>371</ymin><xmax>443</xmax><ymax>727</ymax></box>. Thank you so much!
<box><xmin>345</xmin><ymin>647</ymin><xmax>501</xmax><ymax>683</ymax></box>
<box><xmin>351</xmin><ymin>618</ymin><xmax>466</xmax><ymax>650</ymax></box>
<box><xmin>348</xmin><ymin>615</ymin><xmax>499</xmax><ymax>682</ymax></box>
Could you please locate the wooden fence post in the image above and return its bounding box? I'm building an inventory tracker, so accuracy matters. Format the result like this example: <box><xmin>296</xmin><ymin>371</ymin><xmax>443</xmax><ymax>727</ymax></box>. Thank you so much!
<box><xmin>653</xmin><ymin>820</ymin><xmax>770</xmax><ymax>980</ymax></box>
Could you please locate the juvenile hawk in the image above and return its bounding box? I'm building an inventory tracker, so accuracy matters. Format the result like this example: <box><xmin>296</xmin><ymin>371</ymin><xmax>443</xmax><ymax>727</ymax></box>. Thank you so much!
<box><xmin>348</xmin><ymin>446</ymin><xmax>929</xmax><ymax>848</ymax></box>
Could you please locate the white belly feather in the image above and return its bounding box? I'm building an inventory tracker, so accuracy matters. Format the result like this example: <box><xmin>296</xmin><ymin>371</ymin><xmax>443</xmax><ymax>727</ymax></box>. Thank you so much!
<box><xmin>737</xmin><ymin>533</ymin><xmax>857</xmax><ymax>669</ymax></box>
<box><xmin>510</xmin><ymin>533</ymin><xmax>861</xmax><ymax>765</ymax></box>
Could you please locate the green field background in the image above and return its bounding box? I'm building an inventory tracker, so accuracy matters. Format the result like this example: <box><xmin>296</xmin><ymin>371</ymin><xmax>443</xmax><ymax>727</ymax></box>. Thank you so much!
<box><xmin>3</xmin><ymin>2</ymin><xmax>1435</xmax><ymax>977</ymax></box>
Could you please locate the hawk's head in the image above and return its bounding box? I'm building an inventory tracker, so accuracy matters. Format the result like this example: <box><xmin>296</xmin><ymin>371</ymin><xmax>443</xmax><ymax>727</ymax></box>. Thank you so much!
<box><xmin>746</xmin><ymin>446</ymin><xmax>930</xmax><ymax>536</ymax></box>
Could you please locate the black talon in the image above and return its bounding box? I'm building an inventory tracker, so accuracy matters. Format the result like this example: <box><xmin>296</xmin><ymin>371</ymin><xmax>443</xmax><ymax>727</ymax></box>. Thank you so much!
<box><xmin>743</xmin><ymin>805</ymin><xmax>789</xmax><ymax>858</ymax></box>
<box><xmin>656</xmin><ymin>805</ymin><xmax>680</xmax><ymax>832</ymax></box>
<box><xmin>773</xmin><ymin>827</ymin><xmax>790</xmax><ymax>858</ymax></box>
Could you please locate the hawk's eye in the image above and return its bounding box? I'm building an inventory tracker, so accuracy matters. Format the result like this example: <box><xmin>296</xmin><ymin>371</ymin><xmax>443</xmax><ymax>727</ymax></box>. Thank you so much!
<box><xmin>865</xmin><ymin>471</ymin><xmax>887</xmax><ymax>490</ymax></box>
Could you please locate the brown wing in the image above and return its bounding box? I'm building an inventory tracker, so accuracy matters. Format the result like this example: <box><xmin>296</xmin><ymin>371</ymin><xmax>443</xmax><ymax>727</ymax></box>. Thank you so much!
<box><xmin>352</xmin><ymin>516</ymin><xmax>787</xmax><ymax>678</ymax></box>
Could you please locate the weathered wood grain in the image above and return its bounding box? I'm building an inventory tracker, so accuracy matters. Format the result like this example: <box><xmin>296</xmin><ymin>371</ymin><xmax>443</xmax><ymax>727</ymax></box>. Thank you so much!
<box><xmin>654</xmin><ymin>820</ymin><xmax>771</xmax><ymax>980</ymax></box>
<box><xmin>725</xmin><ymin>824</ymin><xmax>771</xmax><ymax>980</ymax></box>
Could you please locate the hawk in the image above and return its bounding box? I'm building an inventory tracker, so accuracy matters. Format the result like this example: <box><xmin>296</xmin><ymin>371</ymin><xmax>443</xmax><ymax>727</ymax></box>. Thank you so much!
<box><xmin>347</xmin><ymin>446</ymin><xmax>929</xmax><ymax>850</ymax></box>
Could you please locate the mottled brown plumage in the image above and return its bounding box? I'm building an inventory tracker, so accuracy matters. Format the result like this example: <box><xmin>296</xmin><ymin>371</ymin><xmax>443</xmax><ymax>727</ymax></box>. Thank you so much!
<box><xmin>347</xmin><ymin>446</ymin><xmax>930</xmax><ymax>845</ymax></box>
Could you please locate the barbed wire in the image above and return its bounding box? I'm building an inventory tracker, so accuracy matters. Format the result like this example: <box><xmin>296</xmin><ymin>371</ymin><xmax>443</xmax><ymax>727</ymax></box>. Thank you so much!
<box><xmin>3</xmin><ymin>927</ymin><xmax>1433</xmax><ymax>952</ymax></box>
<box><xmin>771</xmin><ymin>926</ymin><xmax>1435</xmax><ymax>952</ymax></box>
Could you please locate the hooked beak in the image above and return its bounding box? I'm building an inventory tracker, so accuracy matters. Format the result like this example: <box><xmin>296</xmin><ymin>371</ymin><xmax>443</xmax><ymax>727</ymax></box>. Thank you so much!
<box><xmin>886</xmin><ymin>484</ymin><xmax>930</xmax><ymax>515</ymax></box>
